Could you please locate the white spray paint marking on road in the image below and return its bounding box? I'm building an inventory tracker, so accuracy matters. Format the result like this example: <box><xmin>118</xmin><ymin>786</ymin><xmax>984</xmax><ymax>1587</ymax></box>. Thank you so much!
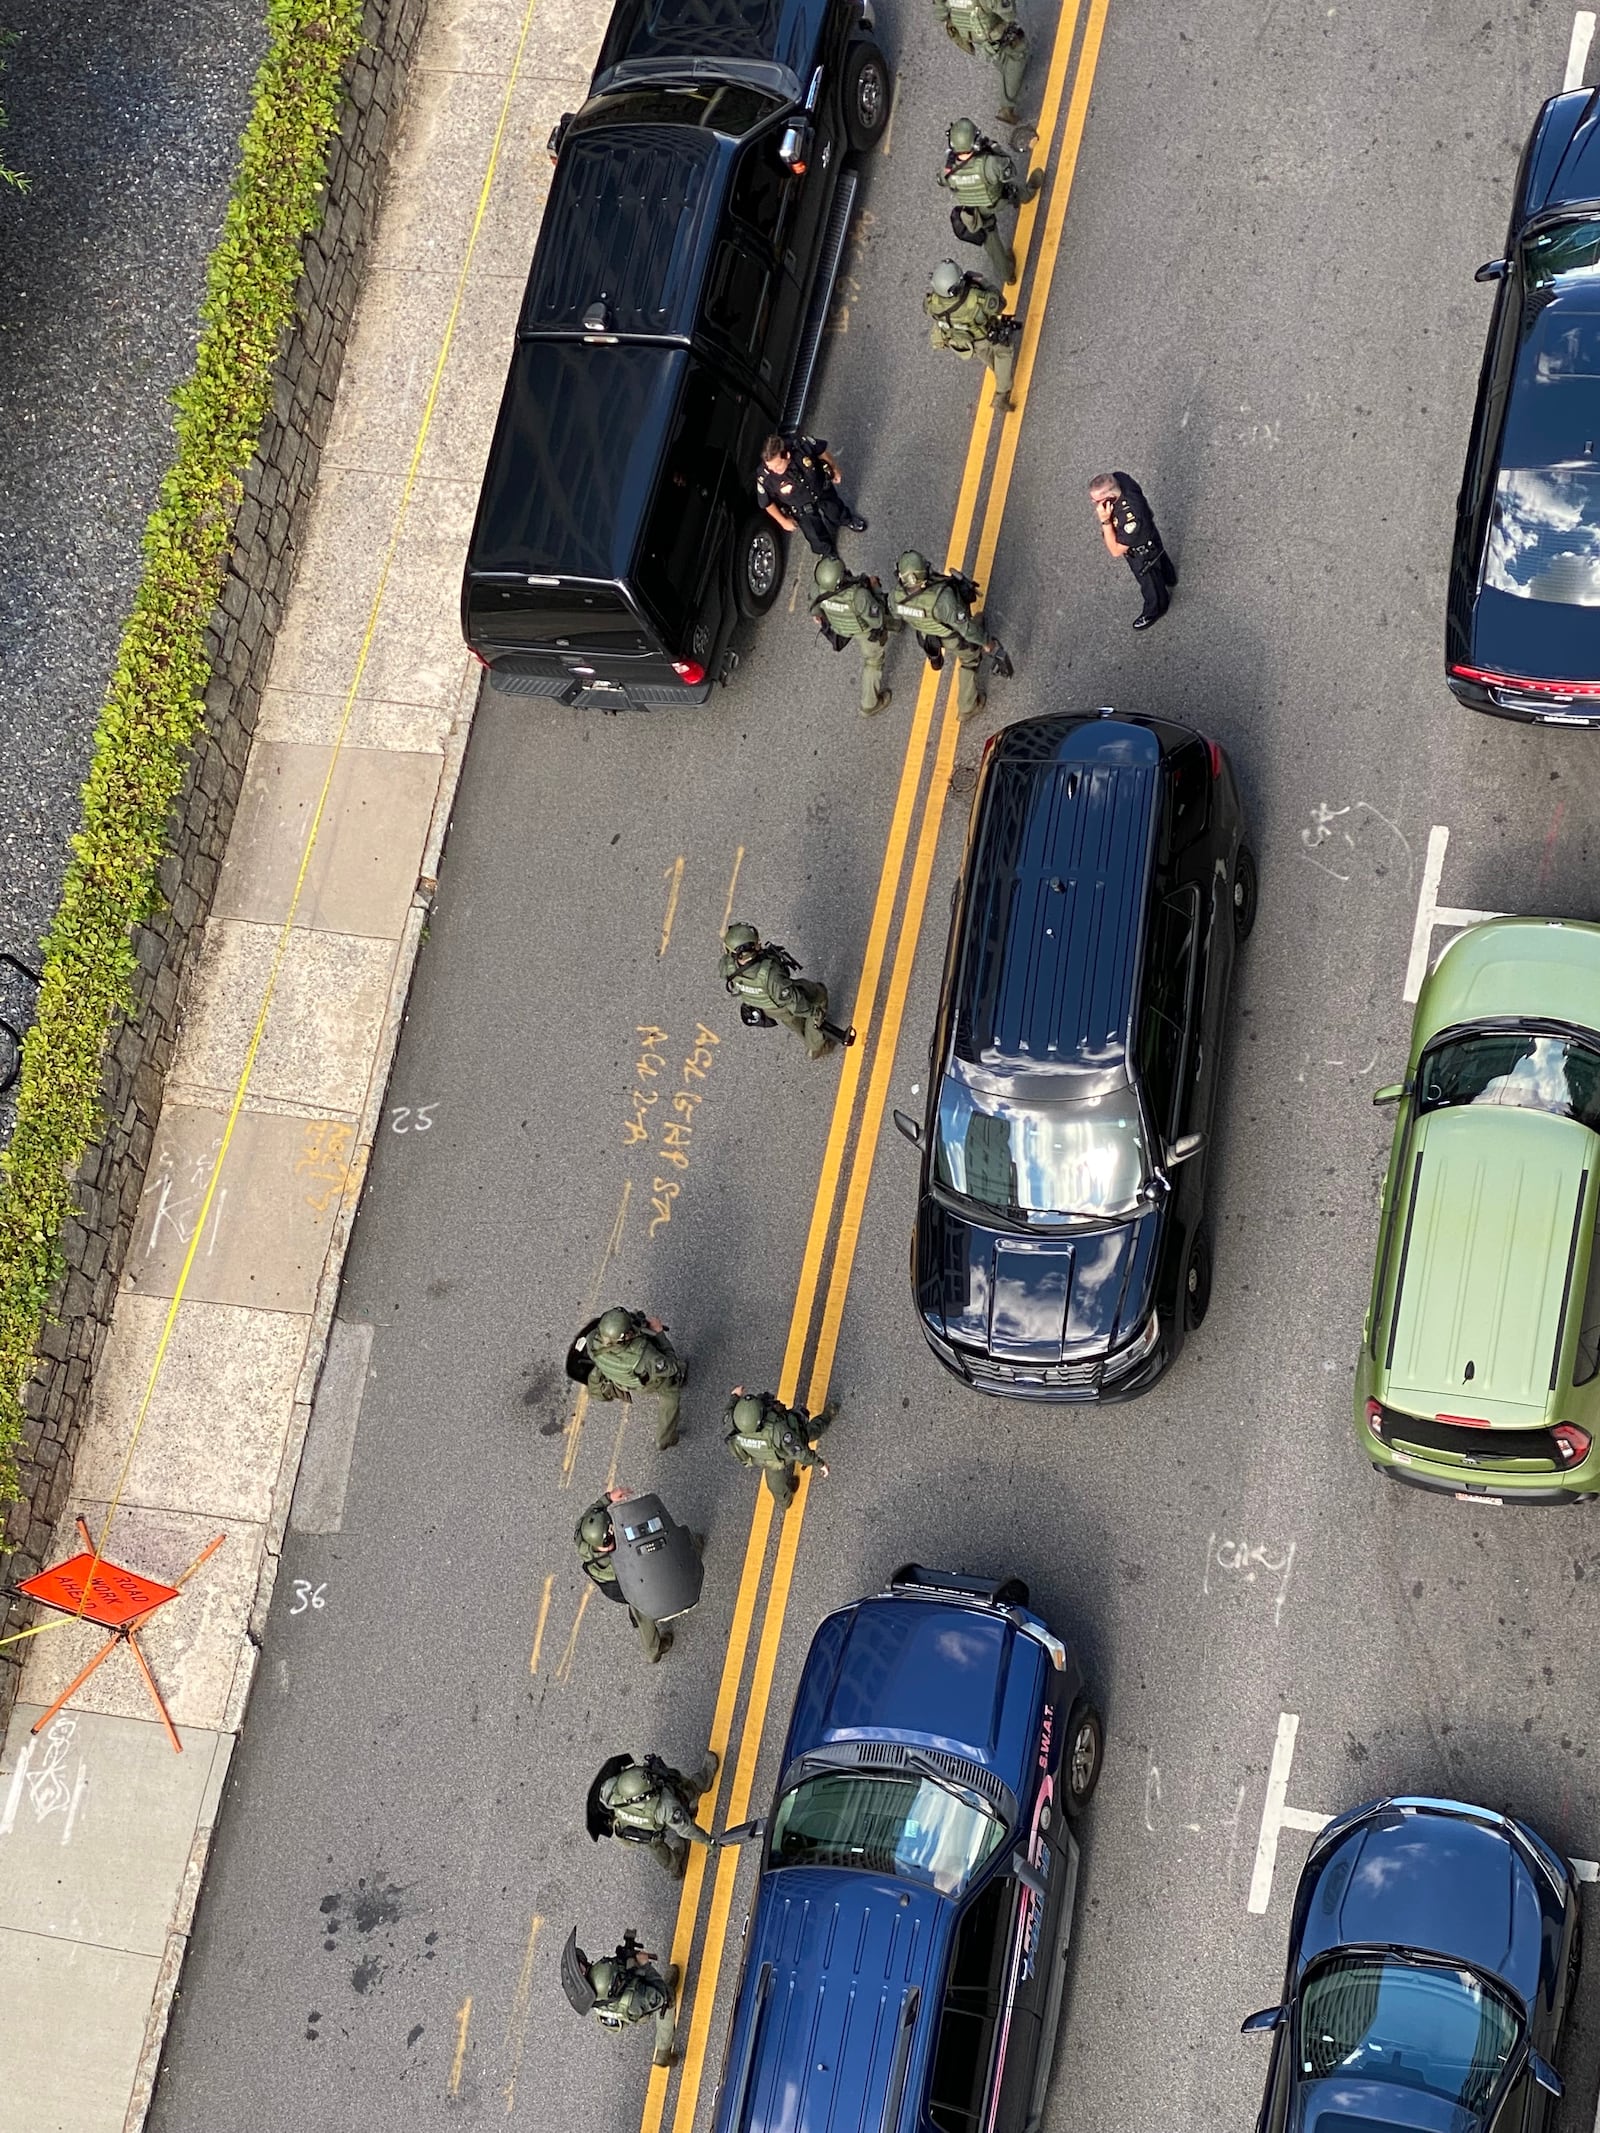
<box><xmin>0</xmin><ymin>1718</ymin><xmax>87</xmax><ymax>1841</ymax></box>
<box><xmin>1204</xmin><ymin>1536</ymin><xmax>1297</xmax><ymax>1625</ymax></box>
<box><xmin>1145</xmin><ymin>1762</ymin><xmax>1161</xmax><ymax>1833</ymax></box>
<box><xmin>1566</xmin><ymin>10</ymin><xmax>1595</xmax><ymax>89</ymax></box>
<box><xmin>1403</xmin><ymin>826</ymin><xmax>1502</xmax><ymax>1003</ymax></box>
<box><xmin>1248</xmin><ymin>1713</ymin><xmax>1333</xmax><ymax>1914</ymax></box>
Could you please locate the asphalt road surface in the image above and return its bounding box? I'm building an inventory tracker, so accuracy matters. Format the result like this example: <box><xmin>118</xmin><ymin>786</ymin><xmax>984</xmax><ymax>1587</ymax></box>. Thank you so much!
<box><xmin>150</xmin><ymin>4</ymin><xmax>1600</xmax><ymax>2130</ymax></box>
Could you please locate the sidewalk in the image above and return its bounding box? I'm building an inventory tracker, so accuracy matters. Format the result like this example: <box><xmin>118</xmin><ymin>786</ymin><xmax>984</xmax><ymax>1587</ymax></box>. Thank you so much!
<box><xmin>0</xmin><ymin>3</ymin><xmax>608</xmax><ymax>2126</ymax></box>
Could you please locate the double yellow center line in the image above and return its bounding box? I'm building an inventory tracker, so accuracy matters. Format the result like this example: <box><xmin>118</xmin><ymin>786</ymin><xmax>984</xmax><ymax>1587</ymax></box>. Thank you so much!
<box><xmin>642</xmin><ymin>6</ymin><xmax>1111</xmax><ymax>2126</ymax></box>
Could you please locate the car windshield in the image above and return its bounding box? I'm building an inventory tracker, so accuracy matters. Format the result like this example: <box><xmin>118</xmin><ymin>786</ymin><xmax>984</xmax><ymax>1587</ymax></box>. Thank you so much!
<box><xmin>1417</xmin><ymin>1029</ymin><xmax>1600</xmax><ymax>1132</ymax></box>
<box><xmin>1298</xmin><ymin>1953</ymin><xmax>1521</xmax><ymax>2113</ymax></box>
<box><xmin>1523</xmin><ymin>215</ymin><xmax>1600</xmax><ymax>289</ymax></box>
<box><xmin>934</xmin><ymin>1080</ymin><xmax>1149</xmax><ymax>1218</ymax></box>
<box><xmin>1486</xmin><ymin>292</ymin><xmax>1600</xmax><ymax>605</ymax></box>
<box><xmin>769</xmin><ymin>1770</ymin><xmax>1006</xmax><ymax>1897</ymax></box>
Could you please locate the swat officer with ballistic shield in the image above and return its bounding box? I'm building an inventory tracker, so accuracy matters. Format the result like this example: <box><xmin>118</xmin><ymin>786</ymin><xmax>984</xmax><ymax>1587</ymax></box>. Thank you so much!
<box><xmin>586</xmin><ymin>1751</ymin><xmax>720</xmax><ymax>1877</ymax></box>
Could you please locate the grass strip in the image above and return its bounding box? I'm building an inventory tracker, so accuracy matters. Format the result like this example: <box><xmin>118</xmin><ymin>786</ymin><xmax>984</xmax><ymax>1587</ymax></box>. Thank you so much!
<box><xmin>0</xmin><ymin>0</ymin><xmax>365</xmax><ymax>1501</ymax></box>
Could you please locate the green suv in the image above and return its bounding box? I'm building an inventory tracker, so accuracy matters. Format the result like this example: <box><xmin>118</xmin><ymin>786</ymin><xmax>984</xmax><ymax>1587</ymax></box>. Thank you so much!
<box><xmin>1357</xmin><ymin>916</ymin><xmax>1600</xmax><ymax>1503</ymax></box>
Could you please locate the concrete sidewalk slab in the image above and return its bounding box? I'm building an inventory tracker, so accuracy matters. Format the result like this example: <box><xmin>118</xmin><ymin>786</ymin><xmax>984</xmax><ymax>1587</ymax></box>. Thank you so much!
<box><xmin>213</xmin><ymin>742</ymin><xmax>441</xmax><ymax>937</ymax></box>
<box><xmin>255</xmin><ymin>680</ymin><xmax>456</xmax><ymax>754</ymax></box>
<box><xmin>127</xmin><ymin>1107</ymin><xmax>352</xmax><ymax>1312</ymax></box>
<box><xmin>322</xmin><ymin>264</ymin><xmax>524</xmax><ymax>485</ymax></box>
<box><xmin>70</xmin><ymin>1298</ymin><xmax>309</xmax><ymax>1525</ymax></box>
<box><xmin>0</xmin><ymin>1705</ymin><xmax>230</xmax><ymax>1951</ymax></box>
<box><xmin>269</xmin><ymin>468</ymin><xmax>478</xmax><ymax>708</ymax></box>
<box><xmin>168</xmin><ymin>922</ymin><xmax>398</xmax><ymax>1116</ymax></box>
<box><xmin>18</xmin><ymin>1509</ymin><xmax>259</xmax><ymax>1732</ymax></box>
<box><xmin>0</xmin><ymin>1935</ymin><xmax>161</xmax><ymax>2133</ymax></box>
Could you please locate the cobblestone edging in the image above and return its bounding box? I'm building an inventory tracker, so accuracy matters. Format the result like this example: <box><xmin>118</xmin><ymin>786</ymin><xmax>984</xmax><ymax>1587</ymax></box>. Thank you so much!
<box><xmin>0</xmin><ymin>0</ymin><xmax>429</xmax><ymax>1728</ymax></box>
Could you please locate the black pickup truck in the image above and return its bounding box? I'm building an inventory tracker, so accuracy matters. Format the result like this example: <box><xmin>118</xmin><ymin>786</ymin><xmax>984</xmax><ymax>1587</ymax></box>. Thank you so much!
<box><xmin>461</xmin><ymin>0</ymin><xmax>890</xmax><ymax>710</ymax></box>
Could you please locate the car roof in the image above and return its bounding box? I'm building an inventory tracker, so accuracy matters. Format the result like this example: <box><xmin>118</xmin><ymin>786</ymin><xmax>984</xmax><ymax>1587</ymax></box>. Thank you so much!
<box><xmin>1501</xmin><ymin>286</ymin><xmax>1600</xmax><ymax>466</ymax></box>
<box><xmin>1418</xmin><ymin>917</ymin><xmax>1600</xmax><ymax>1040</ymax></box>
<box><xmin>465</xmin><ymin>340</ymin><xmax>689</xmax><ymax>582</ymax></box>
<box><xmin>593</xmin><ymin>0</ymin><xmax>828</xmax><ymax>92</ymax></box>
<box><xmin>952</xmin><ymin>717</ymin><xmax>1160</xmax><ymax>1083</ymax></box>
<box><xmin>723</xmin><ymin>1868</ymin><xmax>953</xmax><ymax>2133</ymax></box>
<box><xmin>1381</xmin><ymin>1105</ymin><xmax>1594</xmax><ymax>1422</ymax></box>
<box><xmin>522</xmin><ymin>124</ymin><xmax>726</xmax><ymax>340</ymax></box>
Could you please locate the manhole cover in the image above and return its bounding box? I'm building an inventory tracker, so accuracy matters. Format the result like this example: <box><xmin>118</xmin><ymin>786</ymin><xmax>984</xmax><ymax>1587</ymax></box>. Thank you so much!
<box><xmin>947</xmin><ymin>763</ymin><xmax>978</xmax><ymax>802</ymax></box>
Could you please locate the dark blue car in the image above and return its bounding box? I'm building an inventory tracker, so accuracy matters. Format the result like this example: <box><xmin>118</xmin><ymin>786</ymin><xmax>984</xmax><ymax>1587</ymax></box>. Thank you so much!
<box><xmin>710</xmin><ymin>1567</ymin><xmax>1102</xmax><ymax>2133</ymax></box>
<box><xmin>1243</xmin><ymin>1797</ymin><xmax>1581</xmax><ymax>2133</ymax></box>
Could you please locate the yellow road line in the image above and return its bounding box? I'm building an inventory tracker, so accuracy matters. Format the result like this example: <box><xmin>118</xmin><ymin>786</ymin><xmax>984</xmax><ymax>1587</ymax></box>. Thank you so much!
<box><xmin>656</xmin><ymin>8</ymin><xmax>1107</xmax><ymax>2124</ymax></box>
<box><xmin>501</xmin><ymin>1913</ymin><xmax>543</xmax><ymax>2115</ymax></box>
<box><xmin>560</xmin><ymin>1179</ymin><xmax>632</xmax><ymax>1487</ymax></box>
<box><xmin>449</xmin><ymin>1995</ymin><xmax>473</xmax><ymax>2099</ymax></box>
<box><xmin>719</xmin><ymin>845</ymin><xmax>745</xmax><ymax>936</ymax></box>
<box><xmin>659</xmin><ymin>856</ymin><xmax>685</xmax><ymax>957</ymax></box>
<box><xmin>553</xmin><ymin>1583</ymin><xmax>592</xmax><ymax>1684</ymax></box>
<box><xmin>528</xmin><ymin>1573</ymin><xmax>554</xmax><ymax>1676</ymax></box>
<box><xmin>0</xmin><ymin>0</ymin><xmax>553</xmax><ymax>1656</ymax></box>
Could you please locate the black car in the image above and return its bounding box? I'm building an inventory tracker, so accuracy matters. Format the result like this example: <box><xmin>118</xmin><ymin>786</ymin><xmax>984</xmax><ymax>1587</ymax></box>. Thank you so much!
<box><xmin>460</xmin><ymin>0</ymin><xmax>890</xmax><ymax>710</ymax></box>
<box><xmin>1243</xmin><ymin>1796</ymin><xmax>1580</xmax><ymax>2133</ymax></box>
<box><xmin>1449</xmin><ymin>89</ymin><xmax>1600</xmax><ymax>721</ymax></box>
<box><xmin>894</xmin><ymin>711</ymin><xmax>1254</xmax><ymax>1400</ymax></box>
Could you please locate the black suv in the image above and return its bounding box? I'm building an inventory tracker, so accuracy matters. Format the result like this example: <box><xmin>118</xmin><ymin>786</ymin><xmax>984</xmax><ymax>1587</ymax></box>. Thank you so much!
<box><xmin>895</xmin><ymin>712</ymin><xmax>1254</xmax><ymax>1401</ymax></box>
<box><xmin>460</xmin><ymin>0</ymin><xmax>890</xmax><ymax>710</ymax></box>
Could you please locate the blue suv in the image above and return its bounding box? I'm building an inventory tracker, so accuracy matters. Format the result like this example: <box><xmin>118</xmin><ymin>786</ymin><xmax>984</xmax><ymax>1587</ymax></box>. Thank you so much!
<box><xmin>711</xmin><ymin>1567</ymin><xmax>1102</xmax><ymax>2133</ymax></box>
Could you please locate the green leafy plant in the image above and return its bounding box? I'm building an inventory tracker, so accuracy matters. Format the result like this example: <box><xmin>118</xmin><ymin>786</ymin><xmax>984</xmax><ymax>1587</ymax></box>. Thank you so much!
<box><xmin>0</xmin><ymin>31</ymin><xmax>26</xmax><ymax>192</ymax></box>
<box><xmin>0</xmin><ymin>0</ymin><xmax>365</xmax><ymax>1500</ymax></box>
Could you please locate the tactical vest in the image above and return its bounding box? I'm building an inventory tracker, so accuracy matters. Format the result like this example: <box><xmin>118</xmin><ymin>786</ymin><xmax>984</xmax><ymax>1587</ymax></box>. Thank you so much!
<box><xmin>595</xmin><ymin>1976</ymin><xmax>666</xmax><ymax>2028</ymax></box>
<box><xmin>926</xmin><ymin>281</ymin><xmax>1003</xmax><ymax>353</ymax></box>
<box><xmin>817</xmin><ymin>582</ymin><xmax>885</xmax><ymax>640</ymax></box>
<box><xmin>946</xmin><ymin>0</ymin><xmax>1001</xmax><ymax>46</ymax></box>
<box><xmin>943</xmin><ymin>154</ymin><xmax>1006</xmax><ymax>213</ymax></box>
<box><xmin>603</xmin><ymin>1783</ymin><xmax>670</xmax><ymax>1842</ymax></box>
<box><xmin>890</xmin><ymin>581</ymin><xmax>968</xmax><ymax>640</ymax></box>
<box><xmin>726</xmin><ymin>953</ymin><xmax>800</xmax><ymax>1016</ymax></box>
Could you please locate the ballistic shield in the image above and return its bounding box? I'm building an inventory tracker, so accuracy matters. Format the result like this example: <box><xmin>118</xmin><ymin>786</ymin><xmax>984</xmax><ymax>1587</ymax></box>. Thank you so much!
<box><xmin>586</xmin><ymin>1753</ymin><xmax>634</xmax><ymax>1840</ymax></box>
<box><xmin>560</xmin><ymin>1928</ymin><xmax>596</xmax><ymax>2014</ymax></box>
<box><xmin>610</xmin><ymin>1493</ymin><xmax>703</xmax><ymax>1622</ymax></box>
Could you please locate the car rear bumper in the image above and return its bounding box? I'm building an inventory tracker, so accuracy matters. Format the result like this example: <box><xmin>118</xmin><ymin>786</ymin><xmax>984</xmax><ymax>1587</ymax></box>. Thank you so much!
<box><xmin>1360</xmin><ymin>1411</ymin><xmax>1598</xmax><ymax>1502</ymax></box>
<box><xmin>1448</xmin><ymin>670</ymin><xmax>1600</xmax><ymax>726</ymax></box>
<box><xmin>482</xmin><ymin>663</ymin><xmax>709</xmax><ymax>710</ymax></box>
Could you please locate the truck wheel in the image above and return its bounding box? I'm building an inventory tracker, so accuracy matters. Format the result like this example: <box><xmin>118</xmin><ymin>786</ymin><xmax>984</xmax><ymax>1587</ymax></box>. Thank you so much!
<box><xmin>735</xmin><ymin>515</ymin><xmax>784</xmax><ymax>620</ymax></box>
<box><xmin>1232</xmin><ymin>846</ymin><xmax>1258</xmax><ymax>943</ymax></box>
<box><xmin>843</xmin><ymin>42</ymin><xmax>890</xmax><ymax>152</ymax></box>
<box><xmin>1063</xmin><ymin>1701</ymin><xmax>1103</xmax><ymax>1817</ymax></box>
<box><xmin>1184</xmin><ymin>1229</ymin><xmax>1212</xmax><ymax>1331</ymax></box>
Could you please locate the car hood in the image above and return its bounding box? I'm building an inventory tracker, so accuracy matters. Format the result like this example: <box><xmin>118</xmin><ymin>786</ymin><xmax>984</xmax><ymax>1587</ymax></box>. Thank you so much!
<box><xmin>729</xmin><ymin>1869</ymin><xmax>948</xmax><ymax>2133</ymax></box>
<box><xmin>1520</xmin><ymin>88</ymin><xmax>1600</xmax><ymax>220</ymax></box>
<box><xmin>916</xmin><ymin>1197</ymin><xmax>1155</xmax><ymax>1362</ymax></box>
<box><xmin>1296</xmin><ymin>1805</ymin><xmax>1547</xmax><ymax>2007</ymax></box>
<box><xmin>1293</xmin><ymin>2076</ymin><xmax>1480</xmax><ymax>2133</ymax></box>
<box><xmin>781</xmin><ymin>1596</ymin><xmax>1046</xmax><ymax>1798</ymax></box>
<box><xmin>1383</xmin><ymin>1107</ymin><xmax>1592</xmax><ymax>1426</ymax></box>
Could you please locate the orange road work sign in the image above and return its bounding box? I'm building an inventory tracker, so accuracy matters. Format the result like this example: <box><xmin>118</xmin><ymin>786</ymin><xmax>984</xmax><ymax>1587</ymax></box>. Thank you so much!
<box><xmin>17</xmin><ymin>1553</ymin><xmax>180</xmax><ymax>1631</ymax></box>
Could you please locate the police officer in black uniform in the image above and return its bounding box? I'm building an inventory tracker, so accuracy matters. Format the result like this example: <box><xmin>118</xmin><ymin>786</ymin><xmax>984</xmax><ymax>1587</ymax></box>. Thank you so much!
<box><xmin>757</xmin><ymin>432</ymin><xmax>867</xmax><ymax>557</ymax></box>
<box><xmin>1089</xmin><ymin>471</ymin><xmax>1177</xmax><ymax>629</ymax></box>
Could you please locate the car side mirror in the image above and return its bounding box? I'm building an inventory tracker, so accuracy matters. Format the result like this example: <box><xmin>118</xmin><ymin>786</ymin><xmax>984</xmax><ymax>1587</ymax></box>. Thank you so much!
<box><xmin>893</xmin><ymin>1109</ymin><xmax>923</xmax><ymax>1148</ymax></box>
<box><xmin>1240</xmin><ymin>2007</ymin><xmax>1283</xmax><ymax>2035</ymax></box>
<box><xmin>1012</xmin><ymin>1854</ymin><xmax>1047</xmax><ymax>1899</ymax></box>
<box><xmin>1372</xmin><ymin>1082</ymin><xmax>1408</xmax><ymax>1106</ymax></box>
<box><xmin>1474</xmin><ymin>257</ymin><xmax>1508</xmax><ymax>283</ymax></box>
<box><xmin>779</xmin><ymin>122</ymin><xmax>813</xmax><ymax>173</ymax></box>
<box><xmin>718</xmin><ymin>1817</ymin><xmax>767</xmax><ymax>1849</ymax></box>
<box><xmin>1530</xmin><ymin>2055</ymin><xmax>1563</xmax><ymax>2099</ymax></box>
<box><xmin>1164</xmin><ymin>1132</ymin><xmax>1205</xmax><ymax>1168</ymax></box>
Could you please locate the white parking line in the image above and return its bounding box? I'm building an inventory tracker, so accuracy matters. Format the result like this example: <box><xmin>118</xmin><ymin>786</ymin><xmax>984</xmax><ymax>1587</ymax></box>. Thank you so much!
<box><xmin>1248</xmin><ymin>1714</ymin><xmax>1332</xmax><ymax>1914</ymax></box>
<box><xmin>1566</xmin><ymin>10</ymin><xmax>1595</xmax><ymax>91</ymax></box>
<box><xmin>1403</xmin><ymin>827</ymin><xmax>1503</xmax><ymax>1003</ymax></box>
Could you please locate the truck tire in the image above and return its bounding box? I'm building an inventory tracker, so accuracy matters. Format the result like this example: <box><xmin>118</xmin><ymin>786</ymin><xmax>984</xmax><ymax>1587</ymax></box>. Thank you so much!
<box><xmin>843</xmin><ymin>42</ymin><xmax>891</xmax><ymax>153</ymax></box>
<box><xmin>735</xmin><ymin>514</ymin><xmax>784</xmax><ymax>620</ymax></box>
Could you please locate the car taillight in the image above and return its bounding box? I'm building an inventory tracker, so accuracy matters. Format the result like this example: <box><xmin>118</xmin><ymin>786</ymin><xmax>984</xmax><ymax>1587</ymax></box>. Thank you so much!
<box><xmin>1552</xmin><ymin>1423</ymin><xmax>1592</xmax><ymax>1465</ymax></box>
<box><xmin>1451</xmin><ymin>661</ymin><xmax>1600</xmax><ymax>699</ymax></box>
<box><xmin>1206</xmin><ymin>738</ymin><xmax>1224</xmax><ymax>778</ymax></box>
<box><xmin>1364</xmin><ymin>1398</ymin><xmax>1385</xmax><ymax>1439</ymax></box>
<box><xmin>672</xmin><ymin>659</ymin><xmax>705</xmax><ymax>685</ymax></box>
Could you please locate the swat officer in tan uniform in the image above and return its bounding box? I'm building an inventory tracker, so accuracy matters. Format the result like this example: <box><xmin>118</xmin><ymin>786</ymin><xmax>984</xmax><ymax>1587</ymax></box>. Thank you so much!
<box><xmin>932</xmin><ymin>0</ymin><xmax>1031</xmax><ymax>123</ymax></box>
<box><xmin>938</xmin><ymin>118</ymin><xmax>1043</xmax><ymax>287</ymax></box>
<box><xmin>720</xmin><ymin>923</ymin><xmax>855</xmax><ymax>1058</ymax></box>
<box><xmin>722</xmin><ymin>1387</ymin><xmax>838</xmax><ymax>1511</ymax></box>
<box><xmin>925</xmin><ymin>261</ymin><xmax>1022</xmax><ymax>412</ymax></box>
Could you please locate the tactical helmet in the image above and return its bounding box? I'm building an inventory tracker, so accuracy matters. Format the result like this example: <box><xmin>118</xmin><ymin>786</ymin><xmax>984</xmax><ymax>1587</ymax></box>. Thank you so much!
<box><xmin>731</xmin><ymin>1394</ymin><xmax>768</xmax><ymax>1433</ymax></box>
<box><xmin>896</xmin><ymin>551</ymin><xmax>932</xmax><ymax>589</ymax></box>
<box><xmin>608</xmin><ymin>1763</ymin><xmax>656</xmax><ymax>1805</ymax></box>
<box><xmin>947</xmin><ymin>117</ymin><xmax>979</xmax><ymax>153</ymax></box>
<box><xmin>588</xmin><ymin>1958</ymin><xmax>620</xmax><ymax>2000</ymax></box>
<box><xmin>577</xmin><ymin>1504</ymin><xmax>613</xmax><ymax>1551</ymax></box>
<box><xmin>722</xmin><ymin>922</ymin><xmax>760</xmax><ymax>953</ymax></box>
<box><xmin>595</xmin><ymin>1307</ymin><xmax>633</xmax><ymax>1344</ymax></box>
<box><xmin>929</xmin><ymin>260</ymin><xmax>964</xmax><ymax>299</ymax></box>
<box><xmin>813</xmin><ymin>555</ymin><xmax>847</xmax><ymax>594</ymax></box>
